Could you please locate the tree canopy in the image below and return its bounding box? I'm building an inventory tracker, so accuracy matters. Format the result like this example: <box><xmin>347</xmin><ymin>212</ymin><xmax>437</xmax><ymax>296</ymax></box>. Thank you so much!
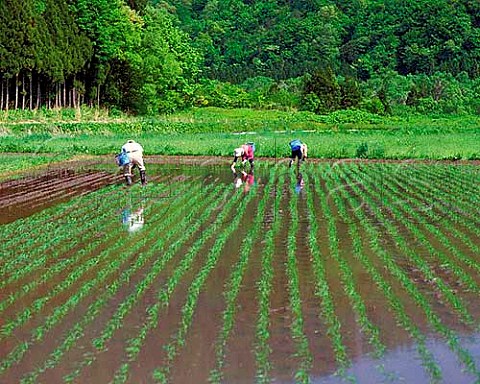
<box><xmin>0</xmin><ymin>0</ymin><xmax>479</xmax><ymax>114</ymax></box>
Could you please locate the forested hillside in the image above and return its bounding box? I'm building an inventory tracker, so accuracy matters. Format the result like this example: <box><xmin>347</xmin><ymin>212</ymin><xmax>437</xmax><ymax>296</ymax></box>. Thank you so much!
<box><xmin>1</xmin><ymin>0</ymin><xmax>479</xmax><ymax>115</ymax></box>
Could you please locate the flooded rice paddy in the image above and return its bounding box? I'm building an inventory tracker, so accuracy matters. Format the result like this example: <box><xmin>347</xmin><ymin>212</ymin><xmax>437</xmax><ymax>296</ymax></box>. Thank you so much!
<box><xmin>1</xmin><ymin>156</ymin><xmax>480</xmax><ymax>384</ymax></box>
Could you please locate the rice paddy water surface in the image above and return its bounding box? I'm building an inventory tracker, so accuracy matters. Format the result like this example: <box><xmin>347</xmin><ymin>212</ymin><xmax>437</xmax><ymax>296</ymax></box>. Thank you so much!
<box><xmin>1</xmin><ymin>157</ymin><xmax>479</xmax><ymax>383</ymax></box>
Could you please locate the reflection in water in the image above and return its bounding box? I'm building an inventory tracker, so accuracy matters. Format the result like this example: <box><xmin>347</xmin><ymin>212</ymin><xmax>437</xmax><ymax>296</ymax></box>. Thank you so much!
<box><xmin>318</xmin><ymin>334</ymin><xmax>480</xmax><ymax>384</ymax></box>
<box><xmin>233</xmin><ymin>169</ymin><xmax>255</xmax><ymax>193</ymax></box>
<box><xmin>295</xmin><ymin>171</ymin><xmax>305</xmax><ymax>194</ymax></box>
<box><xmin>122</xmin><ymin>207</ymin><xmax>144</xmax><ymax>232</ymax></box>
<box><xmin>121</xmin><ymin>194</ymin><xmax>145</xmax><ymax>233</ymax></box>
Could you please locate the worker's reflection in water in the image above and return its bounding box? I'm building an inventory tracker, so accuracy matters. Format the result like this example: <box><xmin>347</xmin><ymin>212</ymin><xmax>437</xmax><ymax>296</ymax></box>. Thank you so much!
<box><xmin>233</xmin><ymin>169</ymin><xmax>255</xmax><ymax>193</ymax></box>
<box><xmin>295</xmin><ymin>172</ymin><xmax>304</xmax><ymax>194</ymax></box>
<box><xmin>122</xmin><ymin>202</ymin><xmax>145</xmax><ymax>233</ymax></box>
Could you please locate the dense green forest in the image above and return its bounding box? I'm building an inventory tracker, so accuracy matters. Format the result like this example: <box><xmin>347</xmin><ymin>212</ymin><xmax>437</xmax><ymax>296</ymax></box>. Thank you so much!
<box><xmin>1</xmin><ymin>0</ymin><xmax>479</xmax><ymax>116</ymax></box>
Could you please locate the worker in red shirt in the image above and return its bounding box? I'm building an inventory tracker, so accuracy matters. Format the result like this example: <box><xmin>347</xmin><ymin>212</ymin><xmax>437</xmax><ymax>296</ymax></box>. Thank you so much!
<box><xmin>231</xmin><ymin>142</ymin><xmax>255</xmax><ymax>173</ymax></box>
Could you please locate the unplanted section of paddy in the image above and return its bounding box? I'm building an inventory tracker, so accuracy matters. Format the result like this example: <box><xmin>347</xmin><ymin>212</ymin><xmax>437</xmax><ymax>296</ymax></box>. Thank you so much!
<box><xmin>1</xmin><ymin>158</ymin><xmax>480</xmax><ymax>383</ymax></box>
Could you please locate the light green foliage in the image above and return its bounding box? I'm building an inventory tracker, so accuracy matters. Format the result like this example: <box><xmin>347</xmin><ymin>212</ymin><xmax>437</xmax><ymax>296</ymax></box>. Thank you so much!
<box><xmin>135</xmin><ymin>6</ymin><xmax>201</xmax><ymax>114</ymax></box>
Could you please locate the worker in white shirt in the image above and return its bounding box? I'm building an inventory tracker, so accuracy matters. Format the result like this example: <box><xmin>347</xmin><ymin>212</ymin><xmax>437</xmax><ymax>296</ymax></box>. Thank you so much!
<box><xmin>121</xmin><ymin>139</ymin><xmax>147</xmax><ymax>186</ymax></box>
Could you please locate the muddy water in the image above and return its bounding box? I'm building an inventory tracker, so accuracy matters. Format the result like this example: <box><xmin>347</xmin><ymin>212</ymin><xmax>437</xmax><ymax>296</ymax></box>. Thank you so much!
<box><xmin>1</xmin><ymin>158</ymin><xmax>479</xmax><ymax>384</ymax></box>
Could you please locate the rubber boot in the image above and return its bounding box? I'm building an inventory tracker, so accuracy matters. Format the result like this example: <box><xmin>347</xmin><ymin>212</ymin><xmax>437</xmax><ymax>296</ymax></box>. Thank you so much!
<box><xmin>125</xmin><ymin>175</ymin><xmax>132</xmax><ymax>186</ymax></box>
<box><xmin>140</xmin><ymin>170</ymin><xmax>147</xmax><ymax>186</ymax></box>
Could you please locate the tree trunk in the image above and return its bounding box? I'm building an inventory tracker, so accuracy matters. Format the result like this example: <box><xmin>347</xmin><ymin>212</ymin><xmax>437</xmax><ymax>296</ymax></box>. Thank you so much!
<box><xmin>29</xmin><ymin>72</ymin><xmax>33</xmax><ymax>110</ymax></box>
<box><xmin>0</xmin><ymin>79</ymin><xmax>3</xmax><ymax>110</ymax></box>
<box><xmin>55</xmin><ymin>83</ymin><xmax>59</xmax><ymax>108</ymax></box>
<box><xmin>15</xmin><ymin>73</ymin><xmax>19</xmax><ymax>110</ymax></box>
<box><xmin>64</xmin><ymin>81</ymin><xmax>67</xmax><ymax>108</ymax></box>
<box><xmin>22</xmin><ymin>73</ymin><xmax>25</xmax><ymax>110</ymax></box>
<box><xmin>6</xmin><ymin>78</ymin><xmax>9</xmax><ymax>111</ymax></box>
<box><xmin>36</xmin><ymin>80</ymin><xmax>41</xmax><ymax>110</ymax></box>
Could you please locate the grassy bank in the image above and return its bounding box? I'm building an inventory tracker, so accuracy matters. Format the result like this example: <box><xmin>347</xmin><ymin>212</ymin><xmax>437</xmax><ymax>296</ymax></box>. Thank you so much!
<box><xmin>0</xmin><ymin>108</ymin><xmax>479</xmax><ymax>174</ymax></box>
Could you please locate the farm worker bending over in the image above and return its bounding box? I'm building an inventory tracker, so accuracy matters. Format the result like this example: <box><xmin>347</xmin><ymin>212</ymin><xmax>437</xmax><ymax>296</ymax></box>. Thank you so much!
<box><xmin>288</xmin><ymin>139</ymin><xmax>308</xmax><ymax>168</ymax></box>
<box><xmin>122</xmin><ymin>139</ymin><xmax>147</xmax><ymax>186</ymax></box>
<box><xmin>231</xmin><ymin>142</ymin><xmax>255</xmax><ymax>173</ymax></box>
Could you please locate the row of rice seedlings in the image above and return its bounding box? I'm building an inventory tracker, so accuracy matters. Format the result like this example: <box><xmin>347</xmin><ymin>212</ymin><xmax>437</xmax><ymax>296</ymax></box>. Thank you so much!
<box><xmin>311</xmin><ymin>164</ymin><xmax>386</xmax><ymax>380</ymax></box>
<box><xmin>302</xmin><ymin>169</ymin><xmax>350</xmax><ymax>374</ymax></box>
<box><xmin>424</xmin><ymin>164</ymin><xmax>480</xmax><ymax>209</ymax></box>
<box><xmin>388</xmin><ymin>164</ymin><xmax>480</xmax><ymax>254</ymax></box>
<box><xmin>322</xmin><ymin>164</ymin><xmax>443</xmax><ymax>382</ymax></box>
<box><xmin>0</xmin><ymin>185</ymin><xmax>122</xmax><ymax>273</ymax></box>
<box><xmin>0</xmin><ymin>194</ymin><xmax>123</xmax><ymax>294</ymax></box>
<box><xmin>358</xmin><ymin>163</ymin><xmax>480</xmax><ymax>293</ymax></box>
<box><xmin>0</xmin><ymin>183</ymin><xmax>177</xmax><ymax>328</ymax></box>
<box><xmin>208</xmin><ymin>166</ymin><xmax>277</xmax><ymax>384</ymax></box>
<box><xmin>1</xmin><ymin>208</ymin><xmax>110</xmax><ymax>279</ymax></box>
<box><xmin>254</xmin><ymin>171</ymin><xmax>285</xmax><ymax>383</ymax></box>
<box><xmin>0</xmin><ymin>182</ymin><xmax>195</xmax><ymax>377</ymax></box>
<box><xmin>341</xmin><ymin>164</ymin><xmax>474</xmax><ymax>326</ymax></box>
<box><xmin>284</xmin><ymin>170</ymin><xmax>313</xmax><ymax>383</ymax></box>
<box><xmin>148</xmin><ymin>187</ymin><xmax>260</xmax><ymax>384</ymax></box>
<box><xmin>337</xmin><ymin>163</ymin><xmax>480</xmax><ymax>380</ymax></box>
<box><xmin>109</xmin><ymin>182</ymin><xmax>255</xmax><ymax>384</ymax></box>
<box><xmin>0</xmin><ymin>183</ymin><xmax>121</xmax><ymax>257</ymax></box>
<box><xmin>411</xmin><ymin>164</ymin><xmax>480</xmax><ymax>225</ymax></box>
<box><xmin>0</xmin><ymin>180</ymin><xmax>141</xmax><ymax>280</ymax></box>
<box><xmin>347</xmin><ymin>166</ymin><xmax>474</xmax><ymax>325</ymax></box>
<box><xmin>18</xmin><ymin>182</ymin><xmax>225</xmax><ymax>384</ymax></box>
<box><xmin>389</xmin><ymin>162</ymin><xmax>480</xmax><ymax>228</ymax></box>
<box><xmin>0</xmin><ymin>182</ymin><xmax>168</xmax><ymax>286</ymax></box>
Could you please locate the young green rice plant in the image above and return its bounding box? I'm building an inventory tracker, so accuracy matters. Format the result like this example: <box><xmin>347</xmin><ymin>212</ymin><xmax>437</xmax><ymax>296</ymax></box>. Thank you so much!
<box><xmin>1</xmin><ymin>181</ymin><xmax>168</xmax><ymax>287</ymax></box>
<box><xmin>283</xmin><ymin>170</ymin><xmax>313</xmax><ymax>383</ymax></box>
<box><xmin>255</xmin><ymin>170</ymin><xmax>285</xmax><ymax>383</ymax></box>
<box><xmin>357</xmin><ymin>163</ymin><xmax>480</xmax><ymax>295</ymax></box>
<box><xmin>0</xmin><ymin>183</ymin><xmax>177</xmax><ymax>332</ymax></box>
<box><xmin>0</xmin><ymin>205</ymin><xmax>117</xmax><ymax>302</ymax></box>
<box><xmin>0</xmin><ymin>181</ymin><xmax>194</xmax><ymax>375</ymax></box>
<box><xmin>1</xmin><ymin>183</ymin><xmax>123</xmax><ymax>263</ymax></box>
<box><xmin>18</xmin><ymin>182</ymin><xmax>225</xmax><ymax>384</ymax></box>
<box><xmin>62</xmin><ymin>183</ymin><xmax>230</xmax><ymax>383</ymax></box>
<box><xmin>208</xmin><ymin>167</ymin><xmax>277</xmax><ymax>384</ymax></box>
<box><xmin>311</xmin><ymin>164</ymin><xmax>386</xmax><ymax>379</ymax></box>
<box><xmin>96</xmin><ymin>189</ymin><xmax>227</xmax><ymax>353</ymax></box>
<box><xmin>411</xmin><ymin>165</ymin><xmax>480</xmax><ymax>226</ymax></box>
<box><xmin>302</xmin><ymin>168</ymin><xmax>349</xmax><ymax>372</ymax></box>
<box><xmin>385</xmin><ymin>163</ymin><xmax>480</xmax><ymax>257</ymax></box>
<box><xmin>343</xmin><ymin>164</ymin><xmax>474</xmax><ymax>326</ymax></box>
<box><xmin>337</xmin><ymin>163</ymin><xmax>480</xmax><ymax>380</ymax></box>
<box><xmin>392</xmin><ymin>162</ymin><xmax>480</xmax><ymax>221</ymax></box>
<box><xmin>148</xmin><ymin>189</ymin><xmax>259</xmax><ymax>384</ymax></box>
<box><xmin>322</xmin><ymin>163</ymin><xmax>443</xmax><ymax>382</ymax></box>
<box><xmin>0</xmin><ymin>182</ymin><xmax>134</xmax><ymax>282</ymax></box>
<box><xmin>109</xmin><ymin>181</ymin><xmax>255</xmax><ymax>384</ymax></box>
<box><xmin>424</xmin><ymin>164</ymin><xmax>480</xmax><ymax>207</ymax></box>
